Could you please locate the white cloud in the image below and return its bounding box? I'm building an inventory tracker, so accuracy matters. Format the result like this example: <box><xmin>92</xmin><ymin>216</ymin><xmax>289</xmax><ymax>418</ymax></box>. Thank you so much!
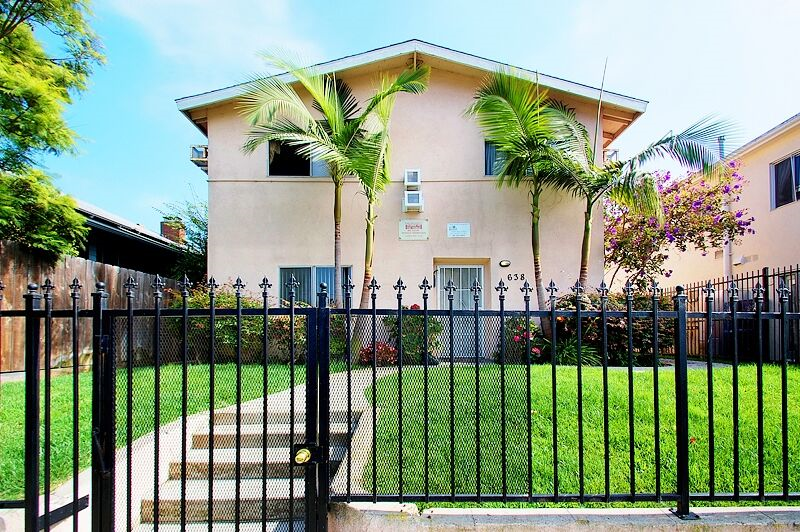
<box><xmin>108</xmin><ymin>0</ymin><xmax>323</xmax><ymax>86</ymax></box>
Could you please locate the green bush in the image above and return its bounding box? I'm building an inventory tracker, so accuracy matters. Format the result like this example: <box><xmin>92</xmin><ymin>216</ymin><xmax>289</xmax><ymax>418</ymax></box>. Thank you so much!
<box><xmin>554</xmin><ymin>291</ymin><xmax>675</xmax><ymax>366</ymax></box>
<box><xmin>164</xmin><ymin>285</ymin><xmax>307</xmax><ymax>364</ymax></box>
<box><xmin>383</xmin><ymin>305</ymin><xmax>444</xmax><ymax>365</ymax></box>
<box><xmin>494</xmin><ymin>315</ymin><xmax>546</xmax><ymax>364</ymax></box>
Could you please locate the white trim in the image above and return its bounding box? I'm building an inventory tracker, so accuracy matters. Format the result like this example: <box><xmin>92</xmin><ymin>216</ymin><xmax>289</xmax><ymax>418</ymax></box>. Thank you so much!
<box><xmin>176</xmin><ymin>40</ymin><xmax>647</xmax><ymax>117</ymax></box>
<box><xmin>728</xmin><ymin>113</ymin><xmax>800</xmax><ymax>160</ymax></box>
<box><xmin>770</xmin><ymin>151</ymin><xmax>800</xmax><ymax>210</ymax></box>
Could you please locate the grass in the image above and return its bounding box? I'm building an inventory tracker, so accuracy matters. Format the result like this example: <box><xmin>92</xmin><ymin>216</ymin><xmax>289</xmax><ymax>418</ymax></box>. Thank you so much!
<box><xmin>0</xmin><ymin>363</ymin><xmax>307</xmax><ymax>500</ymax></box>
<box><xmin>366</xmin><ymin>364</ymin><xmax>800</xmax><ymax>502</ymax></box>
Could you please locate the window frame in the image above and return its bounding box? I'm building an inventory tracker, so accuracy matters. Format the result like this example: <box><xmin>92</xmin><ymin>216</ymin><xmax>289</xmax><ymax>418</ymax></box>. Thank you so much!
<box><xmin>267</xmin><ymin>141</ymin><xmax>330</xmax><ymax>178</ymax></box>
<box><xmin>771</xmin><ymin>151</ymin><xmax>800</xmax><ymax>210</ymax></box>
<box><xmin>278</xmin><ymin>265</ymin><xmax>352</xmax><ymax>306</ymax></box>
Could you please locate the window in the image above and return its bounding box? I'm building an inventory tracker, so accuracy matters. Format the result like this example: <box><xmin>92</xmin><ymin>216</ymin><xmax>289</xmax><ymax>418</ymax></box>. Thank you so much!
<box><xmin>484</xmin><ymin>141</ymin><xmax>505</xmax><ymax>176</ymax></box>
<box><xmin>268</xmin><ymin>141</ymin><xmax>330</xmax><ymax>177</ymax></box>
<box><xmin>279</xmin><ymin>266</ymin><xmax>351</xmax><ymax>305</ymax></box>
<box><xmin>772</xmin><ymin>153</ymin><xmax>800</xmax><ymax>208</ymax></box>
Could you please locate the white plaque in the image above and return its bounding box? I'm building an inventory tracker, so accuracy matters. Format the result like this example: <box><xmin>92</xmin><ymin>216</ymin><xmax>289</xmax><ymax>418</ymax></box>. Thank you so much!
<box><xmin>447</xmin><ymin>222</ymin><xmax>471</xmax><ymax>238</ymax></box>
<box><xmin>399</xmin><ymin>219</ymin><xmax>429</xmax><ymax>240</ymax></box>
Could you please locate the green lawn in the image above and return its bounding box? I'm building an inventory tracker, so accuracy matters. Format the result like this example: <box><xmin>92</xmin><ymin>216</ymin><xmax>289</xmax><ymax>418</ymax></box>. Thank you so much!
<box><xmin>0</xmin><ymin>363</ymin><xmax>307</xmax><ymax>500</ymax></box>
<box><xmin>367</xmin><ymin>364</ymin><xmax>800</xmax><ymax>500</ymax></box>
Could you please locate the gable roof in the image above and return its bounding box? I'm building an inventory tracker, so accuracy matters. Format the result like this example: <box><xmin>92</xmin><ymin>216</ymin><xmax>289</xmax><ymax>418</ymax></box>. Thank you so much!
<box><xmin>727</xmin><ymin>112</ymin><xmax>800</xmax><ymax>160</ymax></box>
<box><xmin>76</xmin><ymin>199</ymin><xmax>182</xmax><ymax>252</ymax></box>
<box><xmin>175</xmin><ymin>39</ymin><xmax>648</xmax><ymax>135</ymax></box>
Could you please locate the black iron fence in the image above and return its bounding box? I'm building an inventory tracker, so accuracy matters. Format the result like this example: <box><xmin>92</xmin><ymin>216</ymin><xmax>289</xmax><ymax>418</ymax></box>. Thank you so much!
<box><xmin>1</xmin><ymin>273</ymin><xmax>799</xmax><ymax>532</ymax></box>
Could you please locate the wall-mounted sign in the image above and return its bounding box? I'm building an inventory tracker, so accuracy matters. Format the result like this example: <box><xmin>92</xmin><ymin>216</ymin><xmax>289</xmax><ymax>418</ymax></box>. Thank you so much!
<box><xmin>447</xmin><ymin>222</ymin><xmax>471</xmax><ymax>238</ymax></box>
<box><xmin>399</xmin><ymin>219</ymin><xmax>429</xmax><ymax>240</ymax></box>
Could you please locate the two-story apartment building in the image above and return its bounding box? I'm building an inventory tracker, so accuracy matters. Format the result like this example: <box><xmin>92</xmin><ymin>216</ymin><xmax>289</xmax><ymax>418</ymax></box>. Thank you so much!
<box><xmin>663</xmin><ymin>113</ymin><xmax>800</xmax><ymax>283</ymax></box>
<box><xmin>176</xmin><ymin>40</ymin><xmax>647</xmax><ymax>308</ymax></box>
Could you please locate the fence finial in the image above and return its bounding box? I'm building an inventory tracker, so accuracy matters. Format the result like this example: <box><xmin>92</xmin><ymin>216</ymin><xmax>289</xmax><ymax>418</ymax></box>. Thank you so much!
<box><xmin>233</xmin><ymin>277</ymin><xmax>245</xmax><ymax>297</ymax></box>
<box><xmin>649</xmin><ymin>279</ymin><xmax>662</xmax><ymax>298</ymax></box>
<box><xmin>122</xmin><ymin>276</ymin><xmax>136</xmax><ymax>297</ymax></box>
<box><xmin>444</xmin><ymin>279</ymin><xmax>457</xmax><ymax>301</ymax></box>
<box><xmin>598</xmin><ymin>280</ymin><xmax>609</xmax><ymax>299</ymax></box>
<box><xmin>470</xmin><ymin>279</ymin><xmax>482</xmax><ymax>301</ymax></box>
<box><xmin>520</xmin><ymin>280</ymin><xmax>532</xmax><ymax>299</ymax></box>
<box><xmin>368</xmin><ymin>277</ymin><xmax>380</xmax><ymax>297</ymax></box>
<box><xmin>42</xmin><ymin>278</ymin><xmax>54</xmax><ymax>298</ymax></box>
<box><xmin>753</xmin><ymin>282</ymin><xmax>765</xmax><ymax>301</ymax></box>
<box><xmin>179</xmin><ymin>274</ymin><xmax>191</xmax><ymax>296</ymax></box>
<box><xmin>702</xmin><ymin>280</ymin><xmax>715</xmax><ymax>298</ymax></box>
<box><xmin>727</xmin><ymin>280</ymin><xmax>739</xmax><ymax>300</ymax></box>
<box><xmin>495</xmin><ymin>279</ymin><xmax>508</xmax><ymax>300</ymax></box>
<box><xmin>259</xmin><ymin>277</ymin><xmax>272</xmax><ymax>298</ymax></box>
<box><xmin>546</xmin><ymin>280</ymin><xmax>558</xmax><ymax>298</ymax></box>
<box><xmin>623</xmin><ymin>280</ymin><xmax>634</xmax><ymax>298</ymax></box>
<box><xmin>393</xmin><ymin>277</ymin><xmax>406</xmax><ymax>296</ymax></box>
<box><xmin>151</xmin><ymin>275</ymin><xmax>164</xmax><ymax>297</ymax></box>
<box><xmin>343</xmin><ymin>276</ymin><xmax>355</xmax><ymax>298</ymax></box>
<box><xmin>207</xmin><ymin>276</ymin><xmax>219</xmax><ymax>296</ymax></box>
<box><xmin>419</xmin><ymin>277</ymin><xmax>431</xmax><ymax>298</ymax></box>
<box><xmin>571</xmin><ymin>280</ymin><xmax>584</xmax><ymax>296</ymax></box>
<box><xmin>286</xmin><ymin>274</ymin><xmax>299</xmax><ymax>298</ymax></box>
<box><xmin>777</xmin><ymin>278</ymin><xmax>790</xmax><ymax>300</ymax></box>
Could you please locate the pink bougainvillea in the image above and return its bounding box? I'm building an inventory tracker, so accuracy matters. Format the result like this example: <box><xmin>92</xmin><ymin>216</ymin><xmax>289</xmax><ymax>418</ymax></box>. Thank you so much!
<box><xmin>605</xmin><ymin>161</ymin><xmax>754</xmax><ymax>288</ymax></box>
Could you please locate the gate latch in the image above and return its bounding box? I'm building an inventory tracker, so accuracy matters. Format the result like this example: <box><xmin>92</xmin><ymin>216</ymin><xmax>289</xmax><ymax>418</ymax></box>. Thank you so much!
<box><xmin>292</xmin><ymin>442</ymin><xmax>321</xmax><ymax>466</ymax></box>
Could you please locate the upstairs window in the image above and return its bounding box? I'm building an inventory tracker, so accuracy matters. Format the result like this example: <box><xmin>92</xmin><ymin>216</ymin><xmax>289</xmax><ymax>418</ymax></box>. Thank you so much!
<box><xmin>772</xmin><ymin>153</ymin><xmax>800</xmax><ymax>208</ymax></box>
<box><xmin>484</xmin><ymin>141</ymin><xmax>506</xmax><ymax>176</ymax></box>
<box><xmin>268</xmin><ymin>141</ymin><xmax>330</xmax><ymax>177</ymax></box>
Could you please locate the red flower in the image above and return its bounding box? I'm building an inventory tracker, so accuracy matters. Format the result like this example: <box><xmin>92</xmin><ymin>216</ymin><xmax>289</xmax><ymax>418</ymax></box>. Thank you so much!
<box><xmin>410</xmin><ymin>303</ymin><xmax>421</xmax><ymax>310</ymax></box>
<box><xmin>532</xmin><ymin>347</ymin><xmax>541</xmax><ymax>355</ymax></box>
<box><xmin>513</xmin><ymin>335</ymin><xmax>521</xmax><ymax>343</ymax></box>
<box><xmin>689</xmin><ymin>437</ymin><xmax>697</xmax><ymax>444</ymax></box>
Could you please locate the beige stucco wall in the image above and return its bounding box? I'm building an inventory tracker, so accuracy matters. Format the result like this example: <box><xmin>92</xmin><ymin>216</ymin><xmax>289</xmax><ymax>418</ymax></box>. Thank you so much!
<box><xmin>205</xmin><ymin>64</ymin><xmax>606</xmax><ymax>308</ymax></box>
<box><xmin>659</xmin><ymin>120</ymin><xmax>800</xmax><ymax>286</ymax></box>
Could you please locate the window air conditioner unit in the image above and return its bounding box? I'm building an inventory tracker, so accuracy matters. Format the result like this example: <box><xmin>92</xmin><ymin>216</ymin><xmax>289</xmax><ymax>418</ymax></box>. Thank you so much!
<box><xmin>403</xmin><ymin>190</ymin><xmax>424</xmax><ymax>212</ymax></box>
<box><xmin>404</xmin><ymin>169</ymin><xmax>421</xmax><ymax>189</ymax></box>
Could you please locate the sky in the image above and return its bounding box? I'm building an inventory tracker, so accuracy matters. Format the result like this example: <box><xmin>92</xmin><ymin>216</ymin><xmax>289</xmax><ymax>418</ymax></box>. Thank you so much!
<box><xmin>41</xmin><ymin>0</ymin><xmax>800</xmax><ymax>232</ymax></box>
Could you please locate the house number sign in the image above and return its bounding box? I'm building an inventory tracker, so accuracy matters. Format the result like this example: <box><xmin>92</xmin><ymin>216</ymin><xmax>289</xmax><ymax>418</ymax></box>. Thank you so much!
<box><xmin>446</xmin><ymin>222</ymin><xmax>471</xmax><ymax>238</ymax></box>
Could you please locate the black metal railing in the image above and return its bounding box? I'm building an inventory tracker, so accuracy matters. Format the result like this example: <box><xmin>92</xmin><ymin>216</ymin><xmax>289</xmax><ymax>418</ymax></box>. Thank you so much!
<box><xmin>1</xmin><ymin>273</ymin><xmax>799</xmax><ymax>532</ymax></box>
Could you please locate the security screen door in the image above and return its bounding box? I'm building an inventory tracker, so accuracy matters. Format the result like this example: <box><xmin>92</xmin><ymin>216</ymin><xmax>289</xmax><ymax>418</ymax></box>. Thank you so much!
<box><xmin>437</xmin><ymin>265</ymin><xmax>484</xmax><ymax>358</ymax></box>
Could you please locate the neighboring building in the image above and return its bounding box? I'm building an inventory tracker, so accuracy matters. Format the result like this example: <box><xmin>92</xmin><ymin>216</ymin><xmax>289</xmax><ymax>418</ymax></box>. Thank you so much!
<box><xmin>76</xmin><ymin>199</ymin><xmax>183</xmax><ymax>275</ymax></box>
<box><xmin>663</xmin><ymin>113</ymin><xmax>800</xmax><ymax>283</ymax></box>
<box><xmin>176</xmin><ymin>40</ymin><xmax>647</xmax><ymax>308</ymax></box>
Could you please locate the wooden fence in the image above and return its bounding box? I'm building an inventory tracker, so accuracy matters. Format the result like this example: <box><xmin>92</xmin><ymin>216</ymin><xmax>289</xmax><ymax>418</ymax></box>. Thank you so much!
<box><xmin>0</xmin><ymin>240</ymin><xmax>178</xmax><ymax>373</ymax></box>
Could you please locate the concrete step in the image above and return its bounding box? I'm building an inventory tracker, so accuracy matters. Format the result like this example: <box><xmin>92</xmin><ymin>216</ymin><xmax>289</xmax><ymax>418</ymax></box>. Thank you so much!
<box><xmin>213</xmin><ymin>409</ymin><xmax>354</xmax><ymax>425</ymax></box>
<box><xmin>169</xmin><ymin>447</ymin><xmax>346</xmax><ymax>480</ymax></box>
<box><xmin>192</xmin><ymin>423</ymin><xmax>351</xmax><ymax>449</ymax></box>
<box><xmin>136</xmin><ymin>522</ymin><xmax>304</xmax><ymax>532</ymax></box>
<box><xmin>140</xmin><ymin>479</ymin><xmax>305</xmax><ymax>523</ymax></box>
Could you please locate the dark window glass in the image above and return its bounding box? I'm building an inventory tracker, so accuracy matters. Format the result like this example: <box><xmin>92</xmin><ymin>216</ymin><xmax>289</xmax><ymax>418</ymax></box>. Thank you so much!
<box><xmin>774</xmin><ymin>157</ymin><xmax>794</xmax><ymax>208</ymax></box>
<box><xmin>269</xmin><ymin>142</ymin><xmax>310</xmax><ymax>176</ymax></box>
<box><xmin>279</xmin><ymin>267</ymin><xmax>312</xmax><ymax>305</ymax></box>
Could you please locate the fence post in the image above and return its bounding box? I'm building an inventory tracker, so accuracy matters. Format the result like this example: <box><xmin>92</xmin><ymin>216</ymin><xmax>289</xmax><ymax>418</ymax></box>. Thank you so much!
<box><xmin>317</xmin><ymin>283</ymin><xmax>330</xmax><ymax>532</ymax></box>
<box><xmin>672</xmin><ymin>286</ymin><xmax>697</xmax><ymax>519</ymax></box>
<box><xmin>24</xmin><ymin>283</ymin><xmax>41</xmax><ymax>532</ymax></box>
<box><xmin>91</xmin><ymin>282</ymin><xmax>114</xmax><ymax>532</ymax></box>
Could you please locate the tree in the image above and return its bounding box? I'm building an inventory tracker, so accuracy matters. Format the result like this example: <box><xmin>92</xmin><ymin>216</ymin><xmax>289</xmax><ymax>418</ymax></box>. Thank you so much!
<box><xmin>546</xmin><ymin>105</ymin><xmax>732</xmax><ymax>287</ymax></box>
<box><xmin>0</xmin><ymin>169</ymin><xmax>87</xmax><ymax>261</ymax></box>
<box><xmin>159</xmin><ymin>191</ymin><xmax>208</xmax><ymax>283</ymax></box>
<box><xmin>466</xmin><ymin>70</ymin><xmax>566</xmax><ymax>334</ymax></box>
<box><xmin>239</xmin><ymin>54</ymin><xmax>428</xmax><ymax>307</ymax></box>
<box><xmin>0</xmin><ymin>0</ymin><xmax>103</xmax><ymax>172</ymax></box>
<box><xmin>605</xmin><ymin>161</ymin><xmax>754</xmax><ymax>288</ymax></box>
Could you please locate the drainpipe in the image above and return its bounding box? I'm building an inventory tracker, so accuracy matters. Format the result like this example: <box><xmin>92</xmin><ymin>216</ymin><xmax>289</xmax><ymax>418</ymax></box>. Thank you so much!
<box><xmin>719</xmin><ymin>136</ymin><xmax>734</xmax><ymax>278</ymax></box>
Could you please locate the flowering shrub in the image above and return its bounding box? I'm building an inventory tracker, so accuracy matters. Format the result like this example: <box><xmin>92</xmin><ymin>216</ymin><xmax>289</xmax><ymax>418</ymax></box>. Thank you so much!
<box><xmin>605</xmin><ymin>161</ymin><xmax>754</xmax><ymax>288</ymax></box>
<box><xmin>383</xmin><ymin>304</ymin><xmax>444</xmax><ymax>364</ymax></box>
<box><xmin>494</xmin><ymin>316</ymin><xmax>545</xmax><ymax>363</ymax></box>
<box><xmin>358</xmin><ymin>342</ymin><xmax>399</xmax><ymax>366</ymax></box>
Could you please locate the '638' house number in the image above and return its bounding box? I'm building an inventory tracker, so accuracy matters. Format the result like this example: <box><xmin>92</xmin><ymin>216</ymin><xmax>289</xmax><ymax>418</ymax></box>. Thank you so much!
<box><xmin>506</xmin><ymin>273</ymin><xmax>526</xmax><ymax>281</ymax></box>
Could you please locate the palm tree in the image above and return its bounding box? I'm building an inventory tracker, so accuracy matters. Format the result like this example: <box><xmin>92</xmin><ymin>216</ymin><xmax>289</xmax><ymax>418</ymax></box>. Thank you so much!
<box><xmin>466</xmin><ymin>70</ymin><xmax>566</xmax><ymax>333</ymax></box>
<box><xmin>546</xmin><ymin>103</ymin><xmax>731</xmax><ymax>287</ymax></box>
<box><xmin>239</xmin><ymin>54</ymin><xmax>428</xmax><ymax>306</ymax></box>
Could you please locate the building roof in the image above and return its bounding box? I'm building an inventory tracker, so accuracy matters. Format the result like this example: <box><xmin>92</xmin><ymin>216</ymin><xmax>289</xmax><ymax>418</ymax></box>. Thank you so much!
<box><xmin>75</xmin><ymin>199</ymin><xmax>181</xmax><ymax>252</ymax></box>
<box><xmin>727</xmin><ymin>112</ymin><xmax>800</xmax><ymax>159</ymax></box>
<box><xmin>175</xmin><ymin>39</ymin><xmax>648</xmax><ymax>143</ymax></box>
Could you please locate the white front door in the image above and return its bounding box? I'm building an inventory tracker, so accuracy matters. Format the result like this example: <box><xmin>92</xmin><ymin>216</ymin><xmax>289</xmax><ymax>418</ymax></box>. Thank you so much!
<box><xmin>437</xmin><ymin>265</ymin><xmax>484</xmax><ymax>359</ymax></box>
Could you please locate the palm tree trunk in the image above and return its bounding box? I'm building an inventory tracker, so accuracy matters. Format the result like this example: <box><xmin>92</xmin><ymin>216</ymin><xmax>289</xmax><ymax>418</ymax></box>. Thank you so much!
<box><xmin>578</xmin><ymin>202</ymin><xmax>593</xmax><ymax>288</ymax></box>
<box><xmin>359</xmin><ymin>201</ymin><xmax>376</xmax><ymax>309</ymax></box>
<box><xmin>530</xmin><ymin>188</ymin><xmax>551</xmax><ymax>339</ymax></box>
<box><xmin>333</xmin><ymin>179</ymin><xmax>343</xmax><ymax>307</ymax></box>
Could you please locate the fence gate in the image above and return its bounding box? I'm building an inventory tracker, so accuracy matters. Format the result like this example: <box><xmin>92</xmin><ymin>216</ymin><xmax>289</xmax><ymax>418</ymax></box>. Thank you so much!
<box><xmin>90</xmin><ymin>278</ymin><xmax>331</xmax><ymax>532</ymax></box>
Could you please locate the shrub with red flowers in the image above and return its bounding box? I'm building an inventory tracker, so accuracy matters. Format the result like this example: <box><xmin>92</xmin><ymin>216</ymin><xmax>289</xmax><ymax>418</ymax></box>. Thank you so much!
<box><xmin>494</xmin><ymin>316</ymin><xmax>546</xmax><ymax>364</ymax></box>
<box><xmin>605</xmin><ymin>161</ymin><xmax>754</xmax><ymax>289</ymax></box>
<box><xmin>358</xmin><ymin>341</ymin><xmax>399</xmax><ymax>366</ymax></box>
